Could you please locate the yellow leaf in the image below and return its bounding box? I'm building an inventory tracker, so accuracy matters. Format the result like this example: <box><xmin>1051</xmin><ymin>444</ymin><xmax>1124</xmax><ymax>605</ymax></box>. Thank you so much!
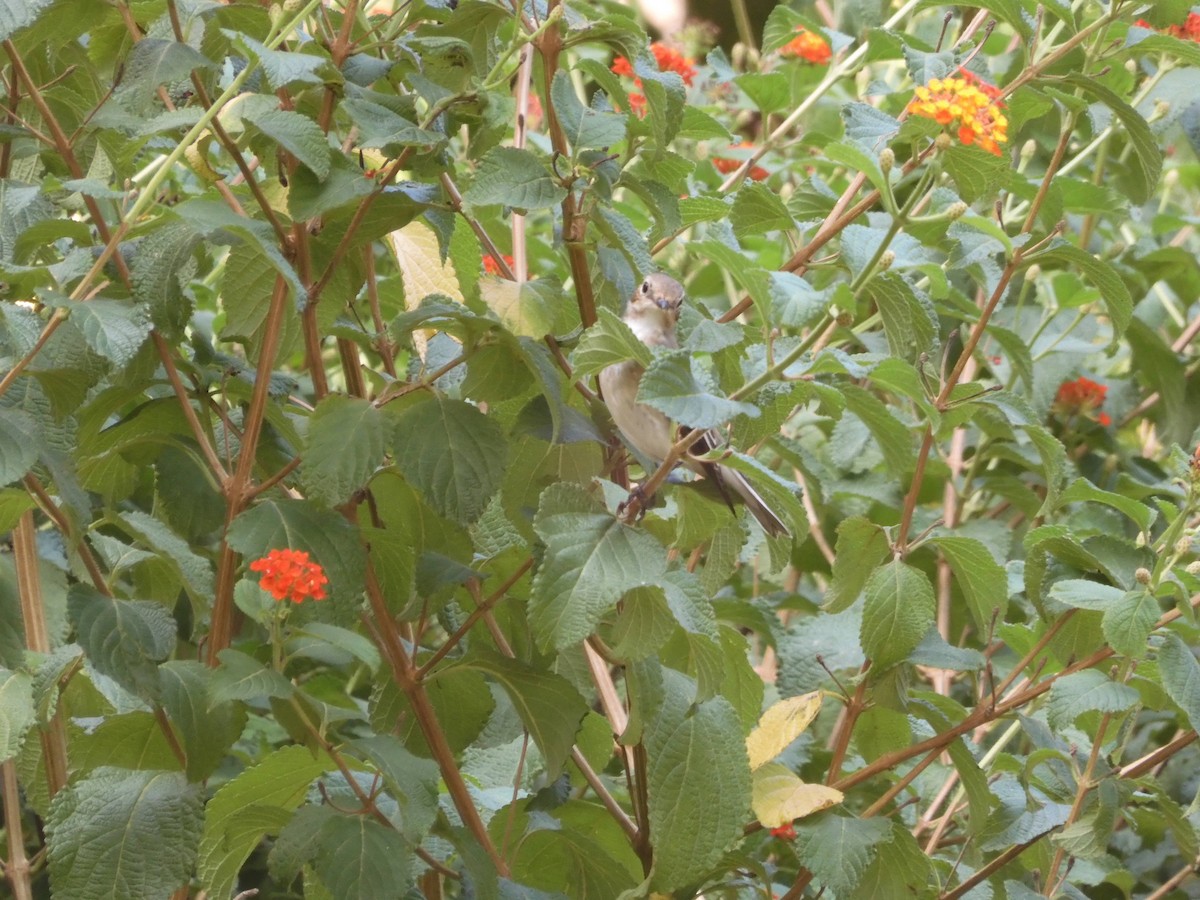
<box><xmin>745</xmin><ymin>691</ymin><xmax>822</xmax><ymax>771</ymax></box>
<box><xmin>751</xmin><ymin>762</ymin><xmax>843</xmax><ymax>827</ymax></box>
<box><xmin>388</xmin><ymin>221</ymin><xmax>465</xmax><ymax>360</ymax></box>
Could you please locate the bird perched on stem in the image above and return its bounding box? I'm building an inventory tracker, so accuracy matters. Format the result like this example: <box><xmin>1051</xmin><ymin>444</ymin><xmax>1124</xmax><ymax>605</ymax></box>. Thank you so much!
<box><xmin>599</xmin><ymin>273</ymin><xmax>790</xmax><ymax>537</ymax></box>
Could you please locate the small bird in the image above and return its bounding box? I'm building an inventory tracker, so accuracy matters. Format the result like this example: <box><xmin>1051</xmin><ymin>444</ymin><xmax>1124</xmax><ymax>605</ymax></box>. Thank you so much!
<box><xmin>599</xmin><ymin>273</ymin><xmax>790</xmax><ymax>537</ymax></box>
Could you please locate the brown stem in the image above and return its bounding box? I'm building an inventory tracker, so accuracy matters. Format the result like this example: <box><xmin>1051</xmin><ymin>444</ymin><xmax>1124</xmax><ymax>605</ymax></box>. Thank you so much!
<box><xmin>151</xmin><ymin>332</ymin><xmax>229</xmax><ymax>484</ymax></box>
<box><xmin>1118</xmin><ymin>730</ymin><xmax>1197</xmax><ymax>780</ymax></box>
<box><xmin>363</xmin><ymin>247</ymin><xmax>398</xmax><ymax>379</ymax></box>
<box><xmin>825</xmin><ymin>664</ymin><xmax>869</xmax><ymax>783</ymax></box>
<box><xmin>13</xmin><ymin>513</ymin><xmax>69</xmax><ymax>797</ymax></box>
<box><xmin>22</xmin><ymin>474</ymin><xmax>107</xmax><ymax>591</ymax></box>
<box><xmin>939</xmin><ymin>836</ymin><xmax>1041</xmax><ymax>900</ymax></box>
<box><xmin>777</xmin><ymin>868</ymin><xmax>815</xmax><ymax>900</ymax></box>
<box><xmin>2</xmin><ymin>761</ymin><xmax>33</xmax><ymax>900</ymax></box>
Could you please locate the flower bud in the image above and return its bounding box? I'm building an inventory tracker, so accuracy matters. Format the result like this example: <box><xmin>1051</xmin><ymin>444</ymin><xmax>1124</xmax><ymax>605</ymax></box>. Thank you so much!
<box><xmin>1177</xmin><ymin>537</ymin><xmax>1193</xmax><ymax>556</ymax></box>
<box><xmin>1134</xmin><ymin>567</ymin><xmax>1152</xmax><ymax>585</ymax></box>
<box><xmin>1125</xmin><ymin>59</ymin><xmax>1138</xmax><ymax>74</ymax></box>
<box><xmin>1021</xmin><ymin>139</ymin><xmax>1037</xmax><ymax>165</ymax></box>
<box><xmin>1187</xmin><ymin>560</ymin><xmax>1200</xmax><ymax>576</ymax></box>
<box><xmin>269</xmin><ymin>3</ymin><xmax>284</xmax><ymax>26</ymax></box>
<box><xmin>947</xmin><ymin>201</ymin><xmax>968</xmax><ymax>221</ymax></box>
<box><xmin>835</xmin><ymin>310</ymin><xmax>854</xmax><ymax>328</ymax></box>
<box><xmin>935</xmin><ymin>132</ymin><xmax>953</xmax><ymax>152</ymax></box>
<box><xmin>878</xmin><ymin>250</ymin><xmax>895</xmax><ymax>271</ymax></box>
<box><xmin>879</xmin><ymin>148</ymin><xmax>895</xmax><ymax>174</ymax></box>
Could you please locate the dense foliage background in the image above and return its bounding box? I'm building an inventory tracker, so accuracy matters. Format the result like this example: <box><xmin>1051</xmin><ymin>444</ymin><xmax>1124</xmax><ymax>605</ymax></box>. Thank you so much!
<box><xmin>3</xmin><ymin>0</ymin><xmax>1200</xmax><ymax>897</ymax></box>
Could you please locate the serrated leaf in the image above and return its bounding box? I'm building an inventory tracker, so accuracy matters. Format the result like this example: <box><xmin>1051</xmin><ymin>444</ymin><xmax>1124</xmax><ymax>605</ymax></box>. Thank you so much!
<box><xmin>638</xmin><ymin>349</ymin><xmax>759</xmax><ymax>429</ymax></box>
<box><xmin>730</xmin><ymin>181</ymin><xmax>794</xmax><ymax>237</ymax></box>
<box><xmin>531</xmin><ymin>482</ymin><xmax>666</xmax><ymax>650</ymax></box>
<box><xmin>480</xmin><ymin>277</ymin><xmax>557</xmax><ymax>338</ymax></box>
<box><xmin>571</xmin><ymin>305</ymin><xmax>651</xmax><ymax>380</ymax></box>
<box><xmin>349</xmin><ymin>735</ymin><xmax>439</xmax><ymax>843</ymax></box>
<box><xmin>865</xmin><ymin>273</ymin><xmax>939</xmax><ymax>365</ymax></box>
<box><xmin>851</xmin><ymin>822</ymin><xmax>935</xmax><ymax>900</ymax></box>
<box><xmin>860</xmin><ymin>561</ymin><xmax>934</xmax><ymax>670</ymax></box>
<box><xmin>198</xmin><ymin>745</ymin><xmax>329</xmax><ymax>899</ymax></box>
<box><xmin>342</xmin><ymin>98</ymin><xmax>445</xmax><ymax>154</ymax></box>
<box><xmin>115</xmin><ymin>509</ymin><xmax>214</xmax><ymax>599</ymax></box>
<box><xmin>159</xmin><ymin>661</ymin><xmax>247</xmax><ymax>782</ymax></box>
<box><xmin>824</xmin><ymin>516</ymin><xmax>890</xmax><ymax>613</ymax></box>
<box><xmin>390</xmin><ymin>397</ymin><xmax>507</xmax><ymax>525</ymax></box>
<box><xmin>131</xmin><ymin>222</ymin><xmax>199</xmax><ymax>336</ymax></box>
<box><xmin>388</xmin><ymin>219</ymin><xmax>465</xmax><ymax>308</ymax></box>
<box><xmin>0</xmin><ymin>0</ymin><xmax>52</xmax><ymax>41</ymax></box>
<box><xmin>230</xmin><ymin>31</ymin><xmax>333</xmax><ymax>91</ymax></box>
<box><xmin>1066</xmin><ymin>74</ymin><xmax>1161</xmax><ymax>206</ymax></box>
<box><xmin>47</xmin><ymin>768</ymin><xmax>203</xmax><ymax>900</ymax></box>
<box><xmin>68</xmin><ymin>586</ymin><xmax>176</xmax><ymax>700</ymax></box>
<box><xmin>930</xmin><ymin>535</ymin><xmax>1008</xmax><ymax>629</ymax></box>
<box><xmin>300</xmin><ymin>396</ymin><xmax>385</xmax><ymax>506</ymax></box>
<box><xmin>637</xmin><ymin>665</ymin><xmax>751</xmax><ymax>891</ymax></box>
<box><xmin>794</xmin><ymin>813</ymin><xmax>891</xmax><ymax>895</ymax></box>
<box><xmin>1048</xmin><ymin>578</ymin><xmax>1126</xmax><ymax>610</ymax></box>
<box><xmin>119</xmin><ymin>38</ymin><xmax>215</xmax><ymax>98</ymax></box>
<box><xmin>1102</xmin><ymin>589</ymin><xmax>1158</xmax><ymax>658</ymax></box>
<box><xmin>247</xmin><ymin>105</ymin><xmax>332</xmax><ymax>181</ymax></box>
<box><xmin>0</xmin><ymin>668</ymin><xmax>33</xmax><ymax>763</ymax></box>
<box><xmin>942</xmin><ymin>143</ymin><xmax>1012</xmax><ymax>202</ymax></box>
<box><xmin>0</xmin><ymin>407</ymin><xmax>39</xmax><ymax>486</ymax></box>
<box><xmin>1046</xmin><ymin>669</ymin><xmax>1139</xmax><ymax>730</ymax></box>
<box><xmin>746</xmin><ymin>691</ymin><xmax>822</xmax><ymax>770</ymax></box>
<box><xmin>840</xmin><ymin>384</ymin><xmax>915</xmax><ymax>476</ymax></box>
<box><xmin>550</xmin><ymin>70</ymin><xmax>625</xmax><ymax>152</ymax></box>
<box><xmin>313</xmin><ymin>814</ymin><xmax>412</xmax><ymax>900</ymax></box>
<box><xmin>1158</xmin><ymin>633</ymin><xmax>1200</xmax><ymax>732</ymax></box>
<box><xmin>464</xmin><ymin>147</ymin><xmax>566</xmax><ymax>211</ymax></box>
<box><xmin>209</xmin><ymin>648</ymin><xmax>294</xmax><ymax>704</ymax></box>
<box><xmin>1029</xmin><ymin>240</ymin><xmax>1133</xmax><ymax>339</ymax></box>
<box><xmin>460</xmin><ymin>651</ymin><xmax>588</xmax><ymax>776</ymax></box>
<box><xmin>751</xmin><ymin>762</ymin><xmax>842</xmax><ymax>826</ymax></box>
<box><xmin>66</xmin><ymin>299</ymin><xmax>152</xmax><ymax>367</ymax></box>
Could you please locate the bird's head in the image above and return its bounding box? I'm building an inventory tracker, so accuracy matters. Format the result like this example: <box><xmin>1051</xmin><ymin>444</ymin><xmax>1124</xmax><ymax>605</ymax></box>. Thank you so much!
<box><xmin>628</xmin><ymin>273</ymin><xmax>684</xmax><ymax>324</ymax></box>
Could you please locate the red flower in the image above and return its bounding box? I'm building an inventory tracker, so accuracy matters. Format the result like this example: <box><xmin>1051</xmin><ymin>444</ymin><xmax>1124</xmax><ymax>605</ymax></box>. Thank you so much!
<box><xmin>770</xmin><ymin>823</ymin><xmax>797</xmax><ymax>840</ymax></box>
<box><xmin>611</xmin><ymin>42</ymin><xmax>697</xmax><ymax>117</ymax></box>
<box><xmin>780</xmin><ymin>27</ymin><xmax>831</xmax><ymax>64</ymax></box>
<box><xmin>1135</xmin><ymin>13</ymin><xmax>1200</xmax><ymax>41</ymax></box>
<box><xmin>713</xmin><ymin>141</ymin><xmax>769</xmax><ymax>181</ymax></box>
<box><xmin>250</xmin><ymin>549</ymin><xmax>328</xmax><ymax>604</ymax></box>
<box><xmin>483</xmin><ymin>254</ymin><xmax>514</xmax><ymax>276</ymax></box>
<box><xmin>957</xmin><ymin>66</ymin><xmax>1002</xmax><ymax>101</ymax></box>
<box><xmin>1054</xmin><ymin>377</ymin><xmax>1110</xmax><ymax>427</ymax></box>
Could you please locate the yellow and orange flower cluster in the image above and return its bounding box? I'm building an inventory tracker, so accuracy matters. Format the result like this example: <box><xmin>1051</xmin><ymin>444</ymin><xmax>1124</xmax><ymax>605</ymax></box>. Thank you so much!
<box><xmin>712</xmin><ymin>141</ymin><xmax>769</xmax><ymax>181</ymax></box>
<box><xmin>611</xmin><ymin>42</ymin><xmax>697</xmax><ymax>116</ymax></box>
<box><xmin>1054</xmin><ymin>376</ymin><xmax>1110</xmax><ymax>427</ymax></box>
<box><xmin>250</xmin><ymin>549</ymin><xmax>328</xmax><ymax>604</ymax></box>
<box><xmin>780</xmin><ymin>27</ymin><xmax>831</xmax><ymax>64</ymax></box>
<box><xmin>1136</xmin><ymin>12</ymin><xmax>1200</xmax><ymax>42</ymax></box>
<box><xmin>907</xmin><ymin>75</ymin><xmax>1008</xmax><ymax>156</ymax></box>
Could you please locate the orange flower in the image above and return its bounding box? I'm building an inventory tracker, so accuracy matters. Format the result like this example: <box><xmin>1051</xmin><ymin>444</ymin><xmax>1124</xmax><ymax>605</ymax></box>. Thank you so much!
<box><xmin>780</xmin><ymin>27</ymin><xmax>831</xmax><ymax>64</ymax></box>
<box><xmin>957</xmin><ymin>66</ymin><xmax>1001</xmax><ymax>101</ymax></box>
<box><xmin>1139</xmin><ymin>12</ymin><xmax>1200</xmax><ymax>41</ymax></box>
<box><xmin>907</xmin><ymin>76</ymin><xmax>1008</xmax><ymax>156</ymax></box>
<box><xmin>611</xmin><ymin>42</ymin><xmax>697</xmax><ymax>116</ymax></box>
<box><xmin>483</xmin><ymin>254</ymin><xmax>514</xmax><ymax>276</ymax></box>
<box><xmin>713</xmin><ymin>141</ymin><xmax>768</xmax><ymax>181</ymax></box>
<box><xmin>250</xmin><ymin>549</ymin><xmax>328</xmax><ymax>604</ymax></box>
<box><xmin>770</xmin><ymin>823</ymin><xmax>797</xmax><ymax>840</ymax></box>
<box><xmin>1054</xmin><ymin>377</ymin><xmax>1110</xmax><ymax>426</ymax></box>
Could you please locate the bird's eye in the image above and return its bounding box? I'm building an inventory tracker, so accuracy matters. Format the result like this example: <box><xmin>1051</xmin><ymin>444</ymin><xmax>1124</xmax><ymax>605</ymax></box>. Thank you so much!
<box><xmin>641</xmin><ymin>281</ymin><xmax>650</xmax><ymax>294</ymax></box>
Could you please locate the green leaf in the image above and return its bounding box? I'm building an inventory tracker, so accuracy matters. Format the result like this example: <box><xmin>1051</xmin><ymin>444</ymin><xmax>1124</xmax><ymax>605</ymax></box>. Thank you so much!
<box><xmin>638</xmin><ymin>349</ymin><xmax>760</xmax><ymax>429</ymax></box>
<box><xmin>230</xmin><ymin>31</ymin><xmax>335</xmax><ymax>91</ymax></box>
<box><xmin>0</xmin><ymin>407</ymin><xmax>39</xmax><ymax>486</ymax></box>
<box><xmin>794</xmin><ymin>813</ymin><xmax>891</xmax><ymax>895</ymax></box>
<box><xmin>929</xmin><ymin>535</ymin><xmax>1008</xmax><ymax>629</ymax></box>
<box><xmin>63</xmin><ymin>299</ymin><xmax>152</xmax><ymax>367</ymax></box>
<box><xmin>865</xmin><ymin>273</ymin><xmax>939</xmax><ymax>365</ymax></box>
<box><xmin>68</xmin><ymin>586</ymin><xmax>176</xmax><ymax>700</ymax></box>
<box><xmin>824</xmin><ymin>517</ymin><xmax>891</xmax><ymax>613</ymax></box>
<box><xmin>341</xmin><ymin>98</ymin><xmax>446</xmax><ymax>154</ymax></box>
<box><xmin>460</xmin><ymin>651</ymin><xmax>588</xmax><ymax>776</ymax></box>
<box><xmin>1102</xmin><ymin>589</ymin><xmax>1158</xmax><ymax>659</ymax></box>
<box><xmin>390</xmin><ymin>397</ymin><xmax>508</xmax><ymax>526</ymax></box>
<box><xmin>198</xmin><ymin>745</ymin><xmax>329</xmax><ymax>899</ymax></box>
<box><xmin>509</xmin><ymin>812</ymin><xmax>640</xmax><ymax>896</ymax></box>
<box><xmin>72</xmin><ymin>712</ymin><xmax>179</xmax><ymax>775</ymax></box>
<box><xmin>0</xmin><ymin>667</ymin><xmax>33</xmax><ymax>763</ymax></box>
<box><xmin>159</xmin><ymin>661</ymin><xmax>248</xmax><ymax>782</ymax></box>
<box><xmin>286</xmin><ymin>622</ymin><xmax>381</xmax><ymax>671</ymax></box>
<box><xmin>531</xmin><ymin>482</ymin><xmax>666</xmax><ymax>650</ymax></box>
<box><xmin>464</xmin><ymin>147</ymin><xmax>567</xmax><ymax>211</ymax></box>
<box><xmin>941</xmin><ymin>143</ymin><xmax>1012</xmax><ymax>202</ymax></box>
<box><xmin>570</xmin><ymin>306</ymin><xmax>651</xmax><ymax>380</ymax></box>
<box><xmin>1046</xmin><ymin>669</ymin><xmax>1139</xmax><ymax>730</ymax></box>
<box><xmin>244</xmin><ymin>103</ymin><xmax>332</xmax><ymax>181</ymax></box>
<box><xmin>348</xmin><ymin>735</ymin><xmax>439</xmax><ymax>843</ymax></box>
<box><xmin>751</xmin><ymin>762</ymin><xmax>842</xmax><ymax>826</ymax></box>
<box><xmin>313</xmin><ymin>814</ymin><xmax>413</xmax><ymax>900</ymax></box>
<box><xmin>840</xmin><ymin>384</ymin><xmax>915</xmax><ymax>476</ymax></box>
<box><xmin>480</xmin><ymin>277</ymin><xmax>557</xmax><ymax>338</ymax></box>
<box><xmin>47</xmin><ymin>768</ymin><xmax>203</xmax><ymax>900</ymax></box>
<box><xmin>1028</xmin><ymin>240</ymin><xmax>1133</xmax><ymax>339</ymax></box>
<box><xmin>1058</xmin><ymin>477</ymin><xmax>1156</xmax><ymax>534</ymax></box>
<box><xmin>300</xmin><ymin>396</ymin><xmax>385</xmax><ymax>506</ymax></box>
<box><xmin>227</xmin><ymin>498</ymin><xmax>366</xmax><ymax>601</ymax></box>
<box><xmin>1048</xmin><ymin>578</ymin><xmax>1126</xmax><ymax>610</ymax></box>
<box><xmin>636</xmin><ymin>664</ymin><xmax>751</xmax><ymax>891</ymax></box>
<box><xmin>114</xmin><ymin>508</ymin><xmax>215</xmax><ymax>599</ymax></box>
<box><xmin>117</xmin><ymin>38</ymin><xmax>215</xmax><ymax>99</ymax></box>
<box><xmin>209</xmin><ymin>648</ymin><xmax>294</xmax><ymax>704</ymax></box>
<box><xmin>860</xmin><ymin>561</ymin><xmax>935</xmax><ymax>670</ymax></box>
<box><xmin>550</xmin><ymin>70</ymin><xmax>626</xmax><ymax>152</ymax></box>
<box><xmin>1066</xmin><ymin>74</ymin><xmax>1162</xmax><ymax>206</ymax></box>
<box><xmin>730</xmin><ymin>181</ymin><xmax>794</xmax><ymax>238</ymax></box>
<box><xmin>1158</xmin><ymin>633</ymin><xmax>1200</xmax><ymax>733</ymax></box>
<box><xmin>130</xmin><ymin>222</ymin><xmax>199</xmax><ymax>336</ymax></box>
<box><xmin>851</xmin><ymin>822</ymin><xmax>935</xmax><ymax>900</ymax></box>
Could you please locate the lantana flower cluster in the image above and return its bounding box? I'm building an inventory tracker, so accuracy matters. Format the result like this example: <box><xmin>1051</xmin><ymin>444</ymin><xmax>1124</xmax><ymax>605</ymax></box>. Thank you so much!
<box><xmin>611</xmin><ymin>42</ymin><xmax>697</xmax><ymax>115</ymax></box>
<box><xmin>1054</xmin><ymin>376</ymin><xmax>1111</xmax><ymax>427</ymax></box>
<box><xmin>780</xmin><ymin>27</ymin><xmax>831</xmax><ymax>64</ymax></box>
<box><xmin>1136</xmin><ymin>12</ymin><xmax>1200</xmax><ymax>42</ymax></box>
<box><xmin>250</xmin><ymin>549</ymin><xmax>329</xmax><ymax>603</ymax></box>
<box><xmin>712</xmin><ymin>141</ymin><xmax>769</xmax><ymax>181</ymax></box>
<box><xmin>907</xmin><ymin>74</ymin><xmax>1008</xmax><ymax>156</ymax></box>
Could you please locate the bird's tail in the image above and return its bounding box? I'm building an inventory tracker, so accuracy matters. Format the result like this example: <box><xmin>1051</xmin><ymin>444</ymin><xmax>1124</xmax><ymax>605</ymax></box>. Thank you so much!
<box><xmin>720</xmin><ymin>465</ymin><xmax>790</xmax><ymax>538</ymax></box>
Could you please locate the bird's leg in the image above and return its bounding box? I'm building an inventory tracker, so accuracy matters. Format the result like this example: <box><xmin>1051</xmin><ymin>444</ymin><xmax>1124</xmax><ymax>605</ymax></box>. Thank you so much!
<box><xmin>617</xmin><ymin>483</ymin><xmax>649</xmax><ymax>521</ymax></box>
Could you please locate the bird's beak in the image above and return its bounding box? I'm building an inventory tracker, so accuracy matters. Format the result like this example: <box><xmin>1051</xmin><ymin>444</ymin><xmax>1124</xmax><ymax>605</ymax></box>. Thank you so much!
<box><xmin>656</xmin><ymin>299</ymin><xmax>676</xmax><ymax>311</ymax></box>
